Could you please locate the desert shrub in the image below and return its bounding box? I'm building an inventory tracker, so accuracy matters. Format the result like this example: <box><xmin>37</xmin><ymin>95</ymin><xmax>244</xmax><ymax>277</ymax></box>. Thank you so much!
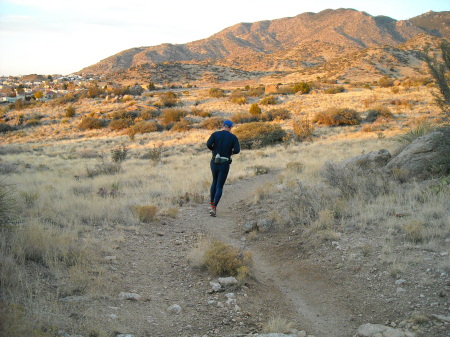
<box><xmin>234</xmin><ymin>122</ymin><xmax>286</xmax><ymax>149</ymax></box>
<box><xmin>130</xmin><ymin>120</ymin><xmax>160</xmax><ymax>134</ymax></box>
<box><xmin>85</xmin><ymin>160</ymin><xmax>121</xmax><ymax>178</ymax></box>
<box><xmin>247</xmin><ymin>86</ymin><xmax>265</xmax><ymax>97</ymax></box>
<box><xmin>134</xmin><ymin>205</ymin><xmax>158</xmax><ymax>223</ymax></box>
<box><xmin>141</xmin><ymin>144</ymin><xmax>164</xmax><ymax>163</ymax></box>
<box><xmin>200</xmin><ymin>117</ymin><xmax>225</xmax><ymax>130</ymax></box>
<box><xmin>139</xmin><ymin>109</ymin><xmax>160</xmax><ymax>120</ymax></box>
<box><xmin>378</xmin><ymin>76</ymin><xmax>394</xmax><ymax>88</ymax></box>
<box><xmin>0</xmin><ymin>123</ymin><xmax>16</xmax><ymax>133</ymax></box>
<box><xmin>109</xmin><ymin>118</ymin><xmax>133</xmax><ymax>131</ymax></box>
<box><xmin>171</xmin><ymin>118</ymin><xmax>191</xmax><ymax>132</ymax></box>
<box><xmin>231</xmin><ymin>112</ymin><xmax>260</xmax><ymax>124</ymax></box>
<box><xmin>191</xmin><ymin>107</ymin><xmax>211</xmax><ymax>117</ymax></box>
<box><xmin>111</xmin><ymin>146</ymin><xmax>128</xmax><ymax>163</ymax></box>
<box><xmin>110</xmin><ymin>109</ymin><xmax>138</xmax><ymax>120</ymax></box>
<box><xmin>324</xmin><ymin>86</ymin><xmax>345</xmax><ymax>94</ymax></box>
<box><xmin>159</xmin><ymin>91</ymin><xmax>179</xmax><ymax>107</ymax></box>
<box><xmin>0</xmin><ymin>180</ymin><xmax>16</xmax><ymax>226</ymax></box>
<box><xmin>65</xmin><ymin>105</ymin><xmax>76</xmax><ymax>117</ymax></box>
<box><xmin>230</xmin><ymin>89</ymin><xmax>247</xmax><ymax>104</ymax></box>
<box><xmin>209</xmin><ymin>87</ymin><xmax>225</xmax><ymax>98</ymax></box>
<box><xmin>294</xmin><ymin>82</ymin><xmax>311</xmax><ymax>94</ymax></box>
<box><xmin>365</xmin><ymin>106</ymin><xmax>393</xmax><ymax>123</ymax></box>
<box><xmin>161</xmin><ymin>108</ymin><xmax>186</xmax><ymax>126</ymax></box>
<box><xmin>24</xmin><ymin>119</ymin><xmax>41</xmax><ymax>127</ymax></box>
<box><xmin>313</xmin><ymin>108</ymin><xmax>361</xmax><ymax>126</ymax></box>
<box><xmin>203</xmin><ymin>241</ymin><xmax>252</xmax><ymax>279</ymax></box>
<box><xmin>396</xmin><ymin>121</ymin><xmax>436</xmax><ymax>146</ymax></box>
<box><xmin>262</xmin><ymin>108</ymin><xmax>291</xmax><ymax>121</ymax></box>
<box><xmin>293</xmin><ymin>117</ymin><xmax>314</xmax><ymax>141</ymax></box>
<box><xmin>259</xmin><ymin>95</ymin><xmax>277</xmax><ymax>105</ymax></box>
<box><xmin>321</xmin><ymin>161</ymin><xmax>391</xmax><ymax>199</ymax></box>
<box><xmin>249</xmin><ymin>103</ymin><xmax>262</xmax><ymax>115</ymax></box>
<box><xmin>78</xmin><ymin>117</ymin><xmax>107</xmax><ymax>130</ymax></box>
<box><xmin>262</xmin><ymin>317</ymin><xmax>294</xmax><ymax>334</ymax></box>
<box><xmin>286</xmin><ymin>161</ymin><xmax>304</xmax><ymax>173</ymax></box>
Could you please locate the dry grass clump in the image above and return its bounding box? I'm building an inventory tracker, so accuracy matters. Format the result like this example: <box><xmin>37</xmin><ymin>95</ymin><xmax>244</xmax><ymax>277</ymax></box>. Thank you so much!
<box><xmin>231</xmin><ymin>112</ymin><xmax>259</xmax><ymax>124</ymax></box>
<box><xmin>324</xmin><ymin>85</ymin><xmax>345</xmax><ymax>94</ymax></box>
<box><xmin>262</xmin><ymin>108</ymin><xmax>291</xmax><ymax>121</ymax></box>
<box><xmin>0</xmin><ymin>180</ymin><xmax>16</xmax><ymax>226</ymax></box>
<box><xmin>161</xmin><ymin>108</ymin><xmax>186</xmax><ymax>126</ymax></box>
<box><xmin>199</xmin><ymin>117</ymin><xmax>225</xmax><ymax>130</ymax></box>
<box><xmin>259</xmin><ymin>95</ymin><xmax>277</xmax><ymax>105</ymax></box>
<box><xmin>208</xmin><ymin>87</ymin><xmax>225</xmax><ymax>98</ymax></box>
<box><xmin>157</xmin><ymin>91</ymin><xmax>179</xmax><ymax>107</ymax></box>
<box><xmin>313</xmin><ymin>108</ymin><xmax>362</xmax><ymax>126</ymax></box>
<box><xmin>78</xmin><ymin>117</ymin><xmax>107</xmax><ymax>130</ymax></box>
<box><xmin>229</xmin><ymin>89</ymin><xmax>247</xmax><ymax>104</ymax></box>
<box><xmin>203</xmin><ymin>241</ymin><xmax>252</xmax><ymax>279</ymax></box>
<box><xmin>191</xmin><ymin>107</ymin><xmax>211</xmax><ymax>118</ymax></box>
<box><xmin>365</xmin><ymin>106</ymin><xmax>393</xmax><ymax>123</ymax></box>
<box><xmin>234</xmin><ymin>122</ymin><xmax>286</xmax><ymax>149</ymax></box>
<box><xmin>293</xmin><ymin>117</ymin><xmax>314</xmax><ymax>141</ymax></box>
<box><xmin>109</xmin><ymin>118</ymin><xmax>133</xmax><ymax>131</ymax></box>
<box><xmin>262</xmin><ymin>316</ymin><xmax>295</xmax><ymax>334</ymax></box>
<box><xmin>133</xmin><ymin>205</ymin><xmax>158</xmax><ymax>223</ymax></box>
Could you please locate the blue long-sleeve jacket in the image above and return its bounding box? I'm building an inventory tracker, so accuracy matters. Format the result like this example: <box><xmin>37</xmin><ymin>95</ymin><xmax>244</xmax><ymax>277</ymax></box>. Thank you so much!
<box><xmin>206</xmin><ymin>130</ymin><xmax>240</xmax><ymax>160</ymax></box>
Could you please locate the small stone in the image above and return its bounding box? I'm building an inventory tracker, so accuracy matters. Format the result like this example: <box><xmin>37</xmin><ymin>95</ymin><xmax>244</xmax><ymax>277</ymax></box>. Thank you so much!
<box><xmin>209</xmin><ymin>282</ymin><xmax>222</xmax><ymax>292</ymax></box>
<box><xmin>396</xmin><ymin>287</ymin><xmax>406</xmax><ymax>293</ymax></box>
<box><xmin>257</xmin><ymin>218</ymin><xmax>272</xmax><ymax>232</ymax></box>
<box><xmin>218</xmin><ymin>277</ymin><xmax>238</xmax><ymax>286</ymax></box>
<box><xmin>395</xmin><ymin>279</ymin><xmax>407</xmax><ymax>285</ymax></box>
<box><xmin>104</xmin><ymin>255</ymin><xmax>116</xmax><ymax>261</ymax></box>
<box><xmin>243</xmin><ymin>221</ymin><xmax>257</xmax><ymax>233</ymax></box>
<box><xmin>119</xmin><ymin>292</ymin><xmax>141</xmax><ymax>301</ymax></box>
<box><xmin>167</xmin><ymin>304</ymin><xmax>182</xmax><ymax>314</ymax></box>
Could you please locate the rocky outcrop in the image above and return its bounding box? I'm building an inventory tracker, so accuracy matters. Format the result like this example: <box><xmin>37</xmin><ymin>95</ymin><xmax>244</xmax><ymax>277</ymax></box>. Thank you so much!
<box><xmin>386</xmin><ymin>127</ymin><xmax>450</xmax><ymax>181</ymax></box>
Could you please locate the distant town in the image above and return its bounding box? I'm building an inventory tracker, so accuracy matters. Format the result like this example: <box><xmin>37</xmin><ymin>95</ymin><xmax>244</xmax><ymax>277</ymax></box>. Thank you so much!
<box><xmin>0</xmin><ymin>73</ymin><xmax>105</xmax><ymax>103</ymax></box>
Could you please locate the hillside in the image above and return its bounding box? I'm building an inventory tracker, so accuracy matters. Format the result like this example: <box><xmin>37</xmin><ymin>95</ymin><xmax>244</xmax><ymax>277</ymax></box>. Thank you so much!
<box><xmin>79</xmin><ymin>8</ymin><xmax>449</xmax><ymax>79</ymax></box>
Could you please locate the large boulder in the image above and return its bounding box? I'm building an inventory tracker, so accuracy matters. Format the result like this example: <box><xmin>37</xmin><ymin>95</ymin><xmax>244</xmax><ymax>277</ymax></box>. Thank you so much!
<box><xmin>342</xmin><ymin>149</ymin><xmax>391</xmax><ymax>170</ymax></box>
<box><xmin>386</xmin><ymin>127</ymin><xmax>450</xmax><ymax>181</ymax></box>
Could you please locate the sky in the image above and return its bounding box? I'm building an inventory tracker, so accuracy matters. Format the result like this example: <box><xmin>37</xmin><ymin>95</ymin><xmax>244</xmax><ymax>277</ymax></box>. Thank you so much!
<box><xmin>0</xmin><ymin>0</ymin><xmax>448</xmax><ymax>76</ymax></box>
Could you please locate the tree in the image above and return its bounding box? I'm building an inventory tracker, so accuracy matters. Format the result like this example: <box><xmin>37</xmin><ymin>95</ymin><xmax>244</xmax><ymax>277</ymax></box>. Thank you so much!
<box><xmin>422</xmin><ymin>41</ymin><xmax>450</xmax><ymax>112</ymax></box>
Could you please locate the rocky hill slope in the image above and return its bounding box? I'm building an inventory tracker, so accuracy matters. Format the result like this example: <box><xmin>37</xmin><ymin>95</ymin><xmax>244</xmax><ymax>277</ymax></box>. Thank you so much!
<box><xmin>79</xmin><ymin>9</ymin><xmax>450</xmax><ymax>77</ymax></box>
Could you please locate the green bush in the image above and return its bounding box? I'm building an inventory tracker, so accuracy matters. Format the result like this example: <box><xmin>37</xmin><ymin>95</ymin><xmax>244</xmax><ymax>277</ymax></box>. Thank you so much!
<box><xmin>234</xmin><ymin>122</ymin><xmax>286</xmax><ymax>149</ymax></box>
<box><xmin>78</xmin><ymin>117</ymin><xmax>107</xmax><ymax>130</ymax></box>
<box><xmin>262</xmin><ymin>108</ymin><xmax>291</xmax><ymax>121</ymax></box>
<box><xmin>249</xmin><ymin>103</ymin><xmax>262</xmax><ymax>115</ymax></box>
<box><xmin>209</xmin><ymin>87</ymin><xmax>225</xmax><ymax>98</ymax></box>
<box><xmin>324</xmin><ymin>86</ymin><xmax>345</xmax><ymax>94</ymax></box>
<box><xmin>200</xmin><ymin>117</ymin><xmax>225</xmax><ymax>130</ymax></box>
<box><xmin>111</xmin><ymin>110</ymin><xmax>138</xmax><ymax>120</ymax></box>
<box><xmin>139</xmin><ymin>109</ymin><xmax>160</xmax><ymax>120</ymax></box>
<box><xmin>259</xmin><ymin>95</ymin><xmax>277</xmax><ymax>105</ymax></box>
<box><xmin>161</xmin><ymin>108</ymin><xmax>186</xmax><ymax>126</ymax></box>
<box><xmin>109</xmin><ymin>118</ymin><xmax>133</xmax><ymax>131</ymax></box>
<box><xmin>313</xmin><ymin>108</ymin><xmax>361</xmax><ymax>126</ymax></box>
<box><xmin>111</xmin><ymin>146</ymin><xmax>128</xmax><ymax>163</ymax></box>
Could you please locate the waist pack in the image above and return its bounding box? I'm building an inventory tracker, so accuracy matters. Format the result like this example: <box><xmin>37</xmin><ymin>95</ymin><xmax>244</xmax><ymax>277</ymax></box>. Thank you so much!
<box><xmin>213</xmin><ymin>154</ymin><xmax>230</xmax><ymax>164</ymax></box>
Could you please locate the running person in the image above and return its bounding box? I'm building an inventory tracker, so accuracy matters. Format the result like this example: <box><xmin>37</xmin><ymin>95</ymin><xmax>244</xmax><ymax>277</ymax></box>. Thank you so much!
<box><xmin>206</xmin><ymin>120</ymin><xmax>240</xmax><ymax>217</ymax></box>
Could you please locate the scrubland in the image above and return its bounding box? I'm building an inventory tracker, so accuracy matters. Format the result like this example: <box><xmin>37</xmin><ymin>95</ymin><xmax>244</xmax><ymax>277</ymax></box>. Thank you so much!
<box><xmin>0</xmin><ymin>79</ymin><xmax>448</xmax><ymax>336</ymax></box>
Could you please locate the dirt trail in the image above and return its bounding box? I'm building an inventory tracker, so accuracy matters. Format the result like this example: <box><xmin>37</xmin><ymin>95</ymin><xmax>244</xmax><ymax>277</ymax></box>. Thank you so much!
<box><xmin>200</xmin><ymin>173</ymin><xmax>357</xmax><ymax>337</ymax></box>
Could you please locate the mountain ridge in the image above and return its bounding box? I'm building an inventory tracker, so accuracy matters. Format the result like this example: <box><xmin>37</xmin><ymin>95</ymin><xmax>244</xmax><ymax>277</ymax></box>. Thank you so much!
<box><xmin>79</xmin><ymin>8</ymin><xmax>450</xmax><ymax>81</ymax></box>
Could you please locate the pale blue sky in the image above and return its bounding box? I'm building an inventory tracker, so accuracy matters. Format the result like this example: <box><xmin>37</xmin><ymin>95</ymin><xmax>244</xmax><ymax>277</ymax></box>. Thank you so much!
<box><xmin>0</xmin><ymin>0</ymin><xmax>448</xmax><ymax>76</ymax></box>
